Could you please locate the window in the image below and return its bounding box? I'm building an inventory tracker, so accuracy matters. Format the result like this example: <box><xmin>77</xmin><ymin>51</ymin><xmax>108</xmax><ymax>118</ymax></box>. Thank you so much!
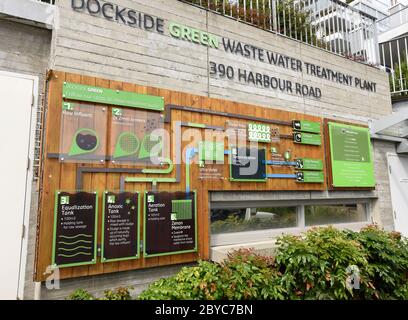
<box><xmin>305</xmin><ymin>204</ymin><xmax>367</xmax><ymax>226</ymax></box>
<box><xmin>211</xmin><ymin>206</ymin><xmax>297</xmax><ymax>234</ymax></box>
<box><xmin>210</xmin><ymin>200</ymin><xmax>370</xmax><ymax>246</ymax></box>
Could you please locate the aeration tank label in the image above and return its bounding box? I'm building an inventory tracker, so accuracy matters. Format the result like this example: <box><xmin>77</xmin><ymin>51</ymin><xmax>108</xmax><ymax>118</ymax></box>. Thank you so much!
<box><xmin>144</xmin><ymin>191</ymin><xmax>196</xmax><ymax>257</ymax></box>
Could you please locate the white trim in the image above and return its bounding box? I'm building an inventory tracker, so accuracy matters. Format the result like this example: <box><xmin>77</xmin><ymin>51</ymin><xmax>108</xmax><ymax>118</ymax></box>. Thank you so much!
<box><xmin>211</xmin><ymin>222</ymin><xmax>371</xmax><ymax>247</ymax></box>
<box><xmin>0</xmin><ymin>70</ymin><xmax>39</xmax><ymax>300</ymax></box>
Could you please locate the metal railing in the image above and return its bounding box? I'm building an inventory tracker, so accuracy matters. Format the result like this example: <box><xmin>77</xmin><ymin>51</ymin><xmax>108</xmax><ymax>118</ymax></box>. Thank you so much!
<box><xmin>36</xmin><ymin>0</ymin><xmax>56</xmax><ymax>4</ymax></box>
<box><xmin>181</xmin><ymin>0</ymin><xmax>379</xmax><ymax>65</ymax></box>
<box><xmin>380</xmin><ymin>35</ymin><xmax>408</xmax><ymax>98</ymax></box>
<box><xmin>377</xmin><ymin>6</ymin><xmax>408</xmax><ymax>98</ymax></box>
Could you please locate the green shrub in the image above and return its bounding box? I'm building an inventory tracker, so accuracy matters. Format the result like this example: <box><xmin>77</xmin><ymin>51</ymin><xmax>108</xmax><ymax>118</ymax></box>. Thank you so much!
<box><xmin>68</xmin><ymin>226</ymin><xmax>408</xmax><ymax>300</ymax></box>
<box><xmin>66</xmin><ymin>287</ymin><xmax>133</xmax><ymax>300</ymax></box>
<box><xmin>138</xmin><ymin>260</ymin><xmax>224</xmax><ymax>300</ymax></box>
<box><xmin>275</xmin><ymin>226</ymin><xmax>372</xmax><ymax>300</ymax></box>
<box><xmin>66</xmin><ymin>289</ymin><xmax>95</xmax><ymax>300</ymax></box>
<box><xmin>138</xmin><ymin>249</ymin><xmax>285</xmax><ymax>300</ymax></box>
<box><xmin>345</xmin><ymin>225</ymin><xmax>408</xmax><ymax>299</ymax></box>
<box><xmin>221</xmin><ymin>248</ymin><xmax>286</xmax><ymax>300</ymax></box>
<box><xmin>101</xmin><ymin>287</ymin><xmax>133</xmax><ymax>300</ymax></box>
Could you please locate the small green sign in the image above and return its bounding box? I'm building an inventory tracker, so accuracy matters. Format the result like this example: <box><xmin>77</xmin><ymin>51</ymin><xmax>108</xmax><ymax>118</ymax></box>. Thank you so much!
<box><xmin>296</xmin><ymin>158</ymin><xmax>323</xmax><ymax>171</ymax></box>
<box><xmin>199</xmin><ymin>141</ymin><xmax>225</xmax><ymax>162</ymax></box>
<box><xmin>293</xmin><ymin>132</ymin><xmax>321</xmax><ymax>145</ymax></box>
<box><xmin>63</xmin><ymin>82</ymin><xmax>164</xmax><ymax>111</ymax></box>
<box><xmin>328</xmin><ymin>122</ymin><xmax>375</xmax><ymax>188</ymax></box>
<box><xmin>247</xmin><ymin>123</ymin><xmax>271</xmax><ymax>143</ymax></box>
<box><xmin>296</xmin><ymin>171</ymin><xmax>324</xmax><ymax>183</ymax></box>
<box><xmin>293</xmin><ymin>120</ymin><xmax>321</xmax><ymax>133</ymax></box>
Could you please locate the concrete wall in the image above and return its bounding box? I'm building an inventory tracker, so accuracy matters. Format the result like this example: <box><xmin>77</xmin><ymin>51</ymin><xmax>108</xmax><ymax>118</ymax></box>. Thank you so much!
<box><xmin>372</xmin><ymin>140</ymin><xmax>396</xmax><ymax>231</ymax></box>
<box><xmin>0</xmin><ymin>19</ymin><xmax>50</xmax><ymax>86</ymax></box>
<box><xmin>40</xmin><ymin>263</ymin><xmax>191</xmax><ymax>300</ymax></box>
<box><xmin>30</xmin><ymin>0</ymin><xmax>396</xmax><ymax>299</ymax></box>
<box><xmin>53</xmin><ymin>0</ymin><xmax>392</xmax><ymax>120</ymax></box>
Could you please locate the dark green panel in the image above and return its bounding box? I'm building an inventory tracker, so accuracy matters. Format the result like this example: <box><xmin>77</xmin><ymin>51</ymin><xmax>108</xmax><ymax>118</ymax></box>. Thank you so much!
<box><xmin>296</xmin><ymin>171</ymin><xmax>324</xmax><ymax>183</ymax></box>
<box><xmin>296</xmin><ymin>158</ymin><xmax>324</xmax><ymax>171</ymax></box>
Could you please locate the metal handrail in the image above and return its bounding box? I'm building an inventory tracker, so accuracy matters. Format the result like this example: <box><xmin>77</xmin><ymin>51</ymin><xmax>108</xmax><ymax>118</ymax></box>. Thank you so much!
<box><xmin>179</xmin><ymin>0</ymin><xmax>379</xmax><ymax>65</ymax></box>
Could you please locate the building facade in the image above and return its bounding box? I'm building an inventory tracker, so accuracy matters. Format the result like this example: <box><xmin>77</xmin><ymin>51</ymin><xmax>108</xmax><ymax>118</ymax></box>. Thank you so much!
<box><xmin>0</xmin><ymin>0</ymin><xmax>401</xmax><ymax>300</ymax></box>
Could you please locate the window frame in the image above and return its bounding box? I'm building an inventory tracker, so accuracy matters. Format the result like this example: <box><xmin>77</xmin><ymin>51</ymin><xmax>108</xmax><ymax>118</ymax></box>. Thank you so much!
<box><xmin>210</xmin><ymin>199</ymin><xmax>371</xmax><ymax>247</ymax></box>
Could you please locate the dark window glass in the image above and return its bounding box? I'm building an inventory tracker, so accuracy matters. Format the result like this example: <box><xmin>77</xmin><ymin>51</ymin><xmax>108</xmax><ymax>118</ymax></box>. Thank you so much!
<box><xmin>305</xmin><ymin>204</ymin><xmax>367</xmax><ymax>226</ymax></box>
<box><xmin>211</xmin><ymin>207</ymin><xmax>297</xmax><ymax>234</ymax></box>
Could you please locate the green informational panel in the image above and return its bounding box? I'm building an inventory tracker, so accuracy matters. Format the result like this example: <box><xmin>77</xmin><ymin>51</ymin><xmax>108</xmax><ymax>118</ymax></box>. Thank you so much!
<box><xmin>52</xmin><ymin>191</ymin><xmax>98</xmax><ymax>268</ymax></box>
<box><xmin>63</xmin><ymin>82</ymin><xmax>164</xmax><ymax>111</ymax></box>
<box><xmin>247</xmin><ymin>123</ymin><xmax>271</xmax><ymax>142</ymax></box>
<box><xmin>295</xmin><ymin>158</ymin><xmax>323</xmax><ymax>171</ymax></box>
<box><xmin>328</xmin><ymin>122</ymin><xmax>375</xmax><ymax>187</ymax></box>
<box><xmin>293</xmin><ymin>120</ymin><xmax>321</xmax><ymax>133</ymax></box>
<box><xmin>296</xmin><ymin>171</ymin><xmax>324</xmax><ymax>183</ymax></box>
<box><xmin>293</xmin><ymin>132</ymin><xmax>322</xmax><ymax>145</ymax></box>
<box><xmin>198</xmin><ymin>141</ymin><xmax>225</xmax><ymax>162</ymax></box>
<box><xmin>60</xmin><ymin>102</ymin><xmax>107</xmax><ymax>162</ymax></box>
<box><xmin>101</xmin><ymin>191</ymin><xmax>140</xmax><ymax>263</ymax></box>
<box><xmin>110</xmin><ymin>107</ymin><xmax>166</xmax><ymax>164</ymax></box>
<box><xmin>144</xmin><ymin>191</ymin><xmax>197</xmax><ymax>258</ymax></box>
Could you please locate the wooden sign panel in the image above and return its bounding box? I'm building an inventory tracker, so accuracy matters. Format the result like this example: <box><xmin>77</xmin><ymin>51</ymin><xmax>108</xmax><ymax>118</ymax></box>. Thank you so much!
<box><xmin>144</xmin><ymin>191</ymin><xmax>197</xmax><ymax>257</ymax></box>
<box><xmin>230</xmin><ymin>147</ymin><xmax>267</xmax><ymax>182</ymax></box>
<box><xmin>52</xmin><ymin>191</ymin><xmax>98</xmax><ymax>268</ymax></box>
<box><xmin>102</xmin><ymin>191</ymin><xmax>140</xmax><ymax>263</ymax></box>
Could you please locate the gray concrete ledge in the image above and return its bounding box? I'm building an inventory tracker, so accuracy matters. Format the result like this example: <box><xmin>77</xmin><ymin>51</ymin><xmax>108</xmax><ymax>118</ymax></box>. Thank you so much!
<box><xmin>210</xmin><ymin>191</ymin><xmax>377</xmax><ymax>209</ymax></box>
<box><xmin>0</xmin><ymin>0</ymin><xmax>55</xmax><ymax>29</ymax></box>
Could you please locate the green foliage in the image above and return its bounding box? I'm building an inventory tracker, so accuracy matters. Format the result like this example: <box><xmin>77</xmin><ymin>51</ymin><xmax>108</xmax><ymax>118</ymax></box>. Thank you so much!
<box><xmin>66</xmin><ymin>287</ymin><xmax>133</xmax><ymax>300</ymax></box>
<box><xmin>138</xmin><ymin>261</ymin><xmax>224</xmax><ymax>300</ymax></box>
<box><xmin>138</xmin><ymin>249</ymin><xmax>285</xmax><ymax>300</ymax></box>
<box><xmin>139</xmin><ymin>226</ymin><xmax>408</xmax><ymax>300</ymax></box>
<box><xmin>66</xmin><ymin>289</ymin><xmax>95</xmax><ymax>300</ymax></box>
<box><xmin>345</xmin><ymin>225</ymin><xmax>408</xmax><ymax>299</ymax></box>
<box><xmin>275</xmin><ymin>226</ymin><xmax>372</xmax><ymax>300</ymax></box>
<box><xmin>101</xmin><ymin>287</ymin><xmax>133</xmax><ymax>300</ymax></box>
<box><xmin>188</xmin><ymin>0</ymin><xmax>323</xmax><ymax>48</ymax></box>
<box><xmin>390</xmin><ymin>55</ymin><xmax>408</xmax><ymax>96</ymax></box>
<box><xmin>221</xmin><ymin>248</ymin><xmax>286</xmax><ymax>300</ymax></box>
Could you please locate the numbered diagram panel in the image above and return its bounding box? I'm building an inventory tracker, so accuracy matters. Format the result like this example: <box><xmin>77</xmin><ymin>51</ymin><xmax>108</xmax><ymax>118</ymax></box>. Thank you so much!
<box><xmin>110</xmin><ymin>107</ymin><xmax>168</xmax><ymax>166</ymax></box>
<box><xmin>52</xmin><ymin>191</ymin><xmax>98</xmax><ymax>268</ymax></box>
<box><xmin>144</xmin><ymin>191</ymin><xmax>197</xmax><ymax>258</ymax></box>
<box><xmin>59</xmin><ymin>102</ymin><xmax>107</xmax><ymax>163</ymax></box>
<box><xmin>102</xmin><ymin>191</ymin><xmax>140</xmax><ymax>263</ymax></box>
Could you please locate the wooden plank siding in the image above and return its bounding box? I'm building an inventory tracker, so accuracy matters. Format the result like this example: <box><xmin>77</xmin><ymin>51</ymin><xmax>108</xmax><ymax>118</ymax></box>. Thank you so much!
<box><xmin>35</xmin><ymin>70</ymin><xmax>327</xmax><ymax>281</ymax></box>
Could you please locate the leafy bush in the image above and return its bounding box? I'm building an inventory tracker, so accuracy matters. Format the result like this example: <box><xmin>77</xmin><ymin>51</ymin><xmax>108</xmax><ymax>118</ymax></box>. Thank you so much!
<box><xmin>101</xmin><ymin>287</ymin><xmax>133</xmax><ymax>300</ymax></box>
<box><xmin>275</xmin><ymin>226</ymin><xmax>372</xmax><ymax>300</ymax></box>
<box><xmin>138</xmin><ymin>249</ymin><xmax>285</xmax><ymax>300</ymax></box>
<box><xmin>139</xmin><ymin>226</ymin><xmax>408</xmax><ymax>300</ymax></box>
<box><xmin>66</xmin><ymin>289</ymin><xmax>95</xmax><ymax>300</ymax></box>
<box><xmin>66</xmin><ymin>287</ymin><xmax>133</xmax><ymax>300</ymax></box>
<box><xmin>67</xmin><ymin>226</ymin><xmax>408</xmax><ymax>300</ymax></box>
<box><xmin>345</xmin><ymin>225</ymin><xmax>408</xmax><ymax>299</ymax></box>
<box><xmin>138</xmin><ymin>260</ymin><xmax>224</xmax><ymax>300</ymax></box>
